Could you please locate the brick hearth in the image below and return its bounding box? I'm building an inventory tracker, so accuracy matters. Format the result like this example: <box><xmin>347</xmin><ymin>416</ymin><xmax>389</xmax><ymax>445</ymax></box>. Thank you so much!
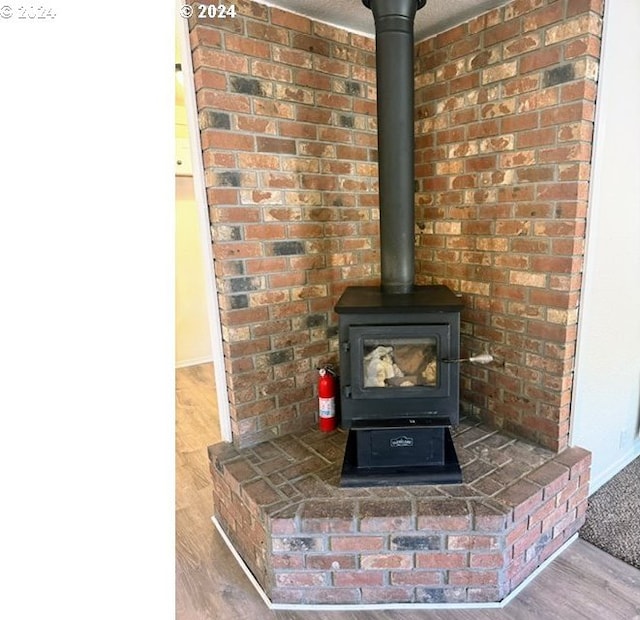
<box><xmin>209</xmin><ymin>418</ymin><xmax>590</xmax><ymax>605</ymax></box>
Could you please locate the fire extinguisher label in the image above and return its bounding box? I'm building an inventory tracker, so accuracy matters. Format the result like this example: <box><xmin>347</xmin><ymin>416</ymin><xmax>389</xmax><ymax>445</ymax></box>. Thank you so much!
<box><xmin>319</xmin><ymin>397</ymin><xmax>335</xmax><ymax>418</ymax></box>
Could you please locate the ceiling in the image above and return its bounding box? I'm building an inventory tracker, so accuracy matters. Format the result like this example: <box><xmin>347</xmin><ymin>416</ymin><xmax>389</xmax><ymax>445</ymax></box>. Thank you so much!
<box><xmin>260</xmin><ymin>0</ymin><xmax>512</xmax><ymax>41</ymax></box>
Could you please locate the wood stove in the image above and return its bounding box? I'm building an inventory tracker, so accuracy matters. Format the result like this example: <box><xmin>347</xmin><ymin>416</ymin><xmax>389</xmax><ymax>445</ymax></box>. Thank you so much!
<box><xmin>336</xmin><ymin>285</ymin><xmax>464</xmax><ymax>486</ymax></box>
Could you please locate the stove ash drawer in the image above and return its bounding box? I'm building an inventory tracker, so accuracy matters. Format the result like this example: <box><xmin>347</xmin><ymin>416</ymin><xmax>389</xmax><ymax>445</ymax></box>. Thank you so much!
<box><xmin>356</xmin><ymin>427</ymin><xmax>445</xmax><ymax>468</ymax></box>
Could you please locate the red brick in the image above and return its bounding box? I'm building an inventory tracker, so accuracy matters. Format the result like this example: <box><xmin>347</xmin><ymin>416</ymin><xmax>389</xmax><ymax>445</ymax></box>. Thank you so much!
<box><xmin>541</xmin><ymin>102</ymin><xmax>594</xmax><ymax>126</ymax></box>
<box><xmin>468</xmin><ymin>120</ymin><xmax>500</xmax><ymax>139</ymax></box>
<box><xmin>451</xmin><ymin>72</ymin><xmax>480</xmax><ymax>94</ymax></box>
<box><xmin>251</xmin><ymin>60</ymin><xmax>292</xmax><ymax>81</ymax></box>
<box><xmin>315</xmin><ymin>57</ymin><xmax>351</xmax><ymax>77</ymax></box>
<box><xmin>504</xmin><ymin>0</ymin><xmax>546</xmax><ymax>21</ymax></box>
<box><xmin>494</xmin><ymin>480</ymin><xmax>544</xmax><ymax>522</ymax></box>
<box><xmin>528</xmin><ymin>496</ymin><xmax>558</xmax><ymax>528</ymax></box>
<box><xmin>201</xmin><ymin>129</ymin><xmax>254</xmax><ymax>151</ymax></box>
<box><xmin>191</xmin><ymin>25</ymin><xmax>221</xmax><ymax>48</ymax></box>
<box><xmin>234</xmin><ymin>0</ymin><xmax>268</xmax><ymax>19</ymax></box>
<box><xmin>485</xmin><ymin>19</ymin><xmax>521</xmax><ymax>46</ymax></box>
<box><xmin>306</xmin><ymin>554</ymin><xmax>357</xmax><ymax>570</ymax></box>
<box><xmin>530</xmin><ymin>255</ymin><xmax>580</xmax><ymax>274</ymax></box>
<box><xmin>503</xmin><ymin>34</ymin><xmax>541</xmax><ymax>59</ymax></box>
<box><xmin>207</xmin><ymin>187</ymin><xmax>239</xmax><ymax>205</ymax></box>
<box><xmin>435</xmin><ymin>23</ymin><xmax>468</xmax><ymax>47</ymax></box>
<box><xmin>262</xmin><ymin>172</ymin><xmax>297</xmax><ymax>188</ymax></box>
<box><xmin>567</xmin><ymin>484</ymin><xmax>589</xmax><ymax>512</ymax></box>
<box><xmin>562</xmin><ymin>80</ymin><xmax>597</xmax><ymax>103</ymax></box>
<box><xmin>235</xmin><ymin>115</ymin><xmax>275</xmax><ymax>134</ymax></box>
<box><xmin>271</xmin><ymin>554</ymin><xmax>305</xmax><ymax>569</ymax></box>
<box><xmin>470</xmin><ymin>552</ymin><xmax>507</xmax><ymax>569</ymax></box>
<box><xmin>271</xmin><ymin>7</ymin><xmax>311</xmax><ymax>33</ymax></box>
<box><xmin>333</xmin><ymin>570</ymin><xmax>384</xmax><ymax>587</ymax></box>
<box><xmin>270</xmin><ymin>588</ymin><xmax>305</xmax><ymax>604</ymax></box>
<box><xmin>447</xmin><ymin>535</ymin><xmax>500</xmax><ymax>551</ymax></box>
<box><xmin>564</xmin><ymin>34</ymin><xmax>601</xmax><ymax>60</ymax></box>
<box><xmin>225</xmin><ymin>33</ymin><xmax>271</xmax><ymax>59</ymax></box>
<box><xmin>527</xmin><ymin>320</ymin><xmax>571</xmax><ymax>344</ymax></box>
<box><xmin>193</xmin><ymin>47</ymin><xmax>248</xmax><ymax>73</ymax></box>
<box><xmin>466</xmin><ymin>155</ymin><xmax>497</xmax><ymax>172</ymax></box>
<box><xmin>512</xmin><ymin>522</ymin><xmax>544</xmax><ymax>557</ymax></box>
<box><xmin>330</xmin><ymin>536</ymin><xmax>384</xmax><ymax>552</ymax></box>
<box><xmin>336</xmin><ymin>145</ymin><xmax>368</xmax><ymax>160</ymax></box>
<box><xmin>390</xmin><ymin>570</ymin><xmax>443</xmax><ymax>586</ymax></box>
<box><xmin>361</xmin><ymin>587</ymin><xmax>415</xmax><ymax>604</ymax></box>
<box><xmin>554</xmin><ymin>447</ymin><xmax>591</xmax><ymax>477</ymax></box>
<box><xmin>291</xmin><ymin>33</ymin><xmax>331</xmax><ymax>57</ymax></box>
<box><xmin>501</xmin><ymin>111</ymin><xmax>539</xmax><ymax>132</ymax></box>
<box><xmin>552</xmin><ymin>508</ymin><xmax>579</xmax><ymax>538</ymax></box>
<box><xmin>303</xmin><ymin>588</ymin><xmax>360</xmax><ymax>604</ymax></box>
<box><xmin>504</xmin><ymin>75</ymin><xmax>540</xmax><ymax>96</ymax></box>
<box><xmin>534</xmin><ymin>220</ymin><xmax>584</xmax><ymax>237</ymax></box>
<box><xmin>194</xmin><ymin>68</ymin><xmax>226</xmax><ymax>91</ymax></box>
<box><xmin>416</xmin><ymin>552</ymin><xmax>467</xmax><ymax>569</ymax></box>
<box><xmin>236</xmin><ymin>153</ymin><xmax>281</xmax><ymax>170</ymax></box>
<box><xmin>295</xmin><ymin>70</ymin><xmax>331</xmax><ymax>91</ymax></box>
<box><xmin>566</xmin><ymin>0</ymin><xmax>605</xmax><ymax>17</ymax></box>
<box><xmin>522</xmin><ymin>2</ymin><xmax>565</xmax><ymax>32</ymax></box>
<box><xmin>360</xmin><ymin>554</ymin><xmax>413</xmax><ymax>570</ymax></box>
<box><xmin>516</xmin><ymin>127</ymin><xmax>556</xmax><ymax>148</ymax></box>
<box><xmin>545</xmin><ymin>14</ymin><xmax>602</xmax><ymax>45</ymax></box>
<box><xmin>448</xmin><ymin>570</ymin><xmax>499</xmax><ymax>586</ymax></box>
<box><xmin>244</xmin><ymin>223</ymin><xmax>286</xmax><ymax>240</ymax></box>
<box><xmin>275</xmin><ymin>571</ymin><xmax>326</xmax><ymax>587</ymax></box>
<box><xmin>451</xmin><ymin>33</ymin><xmax>481</xmax><ymax>58</ymax></box>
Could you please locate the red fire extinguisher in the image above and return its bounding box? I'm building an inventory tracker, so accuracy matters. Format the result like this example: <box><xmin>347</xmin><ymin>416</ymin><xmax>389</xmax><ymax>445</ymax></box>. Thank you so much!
<box><xmin>318</xmin><ymin>366</ymin><xmax>337</xmax><ymax>432</ymax></box>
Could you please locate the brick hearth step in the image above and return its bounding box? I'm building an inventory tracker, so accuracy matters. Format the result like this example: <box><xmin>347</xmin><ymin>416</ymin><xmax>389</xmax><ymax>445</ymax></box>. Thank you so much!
<box><xmin>208</xmin><ymin>419</ymin><xmax>590</xmax><ymax>606</ymax></box>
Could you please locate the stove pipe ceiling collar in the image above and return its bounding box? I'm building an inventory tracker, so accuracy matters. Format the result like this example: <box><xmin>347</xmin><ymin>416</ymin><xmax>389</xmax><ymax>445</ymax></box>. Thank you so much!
<box><xmin>362</xmin><ymin>0</ymin><xmax>427</xmax><ymax>294</ymax></box>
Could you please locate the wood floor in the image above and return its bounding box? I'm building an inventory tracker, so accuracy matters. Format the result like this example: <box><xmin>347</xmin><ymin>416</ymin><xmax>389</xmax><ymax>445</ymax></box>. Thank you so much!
<box><xmin>176</xmin><ymin>363</ymin><xmax>640</xmax><ymax>620</ymax></box>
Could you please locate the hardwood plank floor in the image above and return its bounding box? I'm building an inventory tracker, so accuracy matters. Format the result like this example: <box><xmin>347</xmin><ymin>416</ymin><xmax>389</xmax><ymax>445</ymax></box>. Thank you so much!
<box><xmin>176</xmin><ymin>363</ymin><xmax>640</xmax><ymax>620</ymax></box>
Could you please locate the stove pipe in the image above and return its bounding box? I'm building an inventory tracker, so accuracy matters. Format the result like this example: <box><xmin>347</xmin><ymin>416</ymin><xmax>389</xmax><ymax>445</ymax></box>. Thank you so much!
<box><xmin>363</xmin><ymin>0</ymin><xmax>427</xmax><ymax>294</ymax></box>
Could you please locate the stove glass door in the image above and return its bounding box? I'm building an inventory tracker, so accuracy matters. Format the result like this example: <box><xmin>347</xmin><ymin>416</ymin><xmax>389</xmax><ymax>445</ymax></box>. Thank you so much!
<box><xmin>349</xmin><ymin>324</ymin><xmax>451</xmax><ymax>400</ymax></box>
<box><xmin>362</xmin><ymin>336</ymin><xmax>437</xmax><ymax>388</ymax></box>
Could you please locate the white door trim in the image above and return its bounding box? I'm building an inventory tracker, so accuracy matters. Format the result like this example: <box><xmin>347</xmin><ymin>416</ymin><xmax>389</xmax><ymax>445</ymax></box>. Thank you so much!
<box><xmin>177</xmin><ymin>8</ymin><xmax>232</xmax><ymax>442</ymax></box>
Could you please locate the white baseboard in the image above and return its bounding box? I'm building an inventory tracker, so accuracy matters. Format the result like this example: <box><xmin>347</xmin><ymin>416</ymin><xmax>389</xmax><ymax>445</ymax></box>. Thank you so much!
<box><xmin>589</xmin><ymin>442</ymin><xmax>640</xmax><ymax>494</ymax></box>
<box><xmin>175</xmin><ymin>355</ymin><xmax>213</xmax><ymax>369</ymax></box>
<box><xmin>211</xmin><ymin>515</ymin><xmax>578</xmax><ymax>611</ymax></box>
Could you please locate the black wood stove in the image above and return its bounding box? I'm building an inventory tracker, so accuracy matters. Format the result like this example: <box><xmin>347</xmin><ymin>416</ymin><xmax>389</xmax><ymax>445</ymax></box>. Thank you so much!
<box><xmin>334</xmin><ymin>0</ymin><xmax>464</xmax><ymax>486</ymax></box>
<box><xmin>336</xmin><ymin>286</ymin><xmax>464</xmax><ymax>486</ymax></box>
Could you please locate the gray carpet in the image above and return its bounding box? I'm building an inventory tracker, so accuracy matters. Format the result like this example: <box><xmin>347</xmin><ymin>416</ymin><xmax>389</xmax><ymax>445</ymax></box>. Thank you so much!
<box><xmin>580</xmin><ymin>456</ymin><xmax>640</xmax><ymax>570</ymax></box>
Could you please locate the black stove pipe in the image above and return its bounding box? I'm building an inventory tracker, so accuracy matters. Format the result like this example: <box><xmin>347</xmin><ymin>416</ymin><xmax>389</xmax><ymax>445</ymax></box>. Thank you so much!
<box><xmin>363</xmin><ymin>0</ymin><xmax>427</xmax><ymax>294</ymax></box>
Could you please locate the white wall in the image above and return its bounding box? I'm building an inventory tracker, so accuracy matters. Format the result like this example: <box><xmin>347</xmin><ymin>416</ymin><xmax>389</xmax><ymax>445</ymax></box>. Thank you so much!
<box><xmin>570</xmin><ymin>0</ymin><xmax>640</xmax><ymax>491</ymax></box>
<box><xmin>175</xmin><ymin>176</ymin><xmax>214</xmax><ymax>367</ymax></box>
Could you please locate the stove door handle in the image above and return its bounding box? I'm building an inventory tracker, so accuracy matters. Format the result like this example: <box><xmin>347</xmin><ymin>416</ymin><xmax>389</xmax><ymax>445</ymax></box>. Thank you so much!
<box><xmin>442</xmin><ymin>353</ymin><xmax>494</xmax><ymax>365</ymax></box>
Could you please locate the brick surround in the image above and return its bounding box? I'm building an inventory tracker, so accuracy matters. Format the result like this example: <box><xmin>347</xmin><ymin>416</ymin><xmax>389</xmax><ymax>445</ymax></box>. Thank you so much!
<box><xmin>189</xmin><ymin>0</ymin><xmax>604</xmax><ymax>452</ymax></box>
<box><xmin>209</xmin><ymin>419</ymin><xmax>590</xmax><ymax>605</ymax></box>
<box><xmin>188</xmin><ymin>0</ymin><xmax>599</xmax><ymax>606</ymax></box>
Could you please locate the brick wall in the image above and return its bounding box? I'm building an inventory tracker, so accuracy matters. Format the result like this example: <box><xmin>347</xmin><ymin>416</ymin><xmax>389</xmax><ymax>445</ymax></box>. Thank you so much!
<box><xmin>189</xmin><ymin>0</ymin><xmax>380</xmax><ymax>446</ymax></box>
<box><xmin>189</xmin><ymin>0</ymin><xmax>604</xmax><ymax>452</ymax></box>
<box><xmin>413</xmin><ymin>0</ymin><xmax>604</xmax><ymax>451</ymax></box>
